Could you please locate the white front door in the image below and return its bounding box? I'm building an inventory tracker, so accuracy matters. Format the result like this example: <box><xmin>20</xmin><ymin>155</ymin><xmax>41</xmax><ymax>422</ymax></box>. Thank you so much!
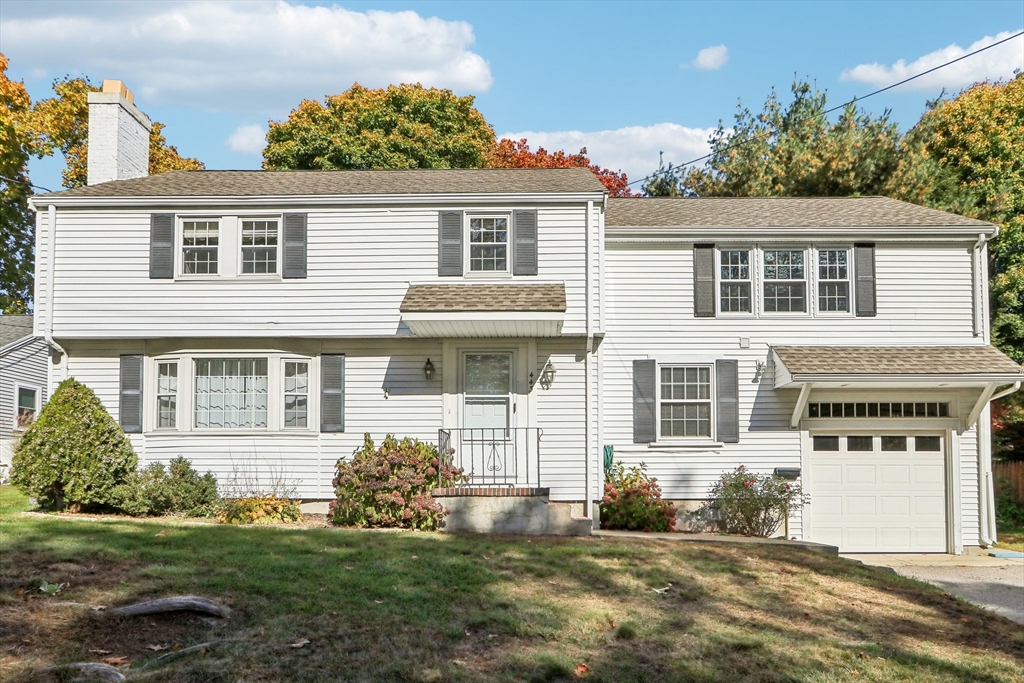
<box><xmin>459</xmin><ymin>352</ymin><xmax>520</xmax><ymax>484</ymax></box>
<box><xmin>809</xmin><ymin>432</ymin><xmax>947</xmax><ymax>553</ymax></box>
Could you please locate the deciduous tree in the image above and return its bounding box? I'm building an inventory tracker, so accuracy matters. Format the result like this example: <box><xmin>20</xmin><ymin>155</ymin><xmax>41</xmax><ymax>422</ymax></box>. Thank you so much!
<box><xmin>263</xmin><ymin>82</ymin><xmax>495</xmax><ymax>171</ymax></box>
<box><xmin>487</xmin><ymin>137</ymin><xmax>635</xmax><ymax>196</ymax></box>
<box><xmin>0</xmin><ymin>54</ymin><xmax>34</xmax><ymax>313</ymax></box>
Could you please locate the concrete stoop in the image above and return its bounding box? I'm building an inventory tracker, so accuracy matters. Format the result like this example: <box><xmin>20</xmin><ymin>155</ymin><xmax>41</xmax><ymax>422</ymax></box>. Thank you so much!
<box><xmin>434</xmin><ymin>487</ymin><xmax>592</xmax><ymax>536</ymax></box>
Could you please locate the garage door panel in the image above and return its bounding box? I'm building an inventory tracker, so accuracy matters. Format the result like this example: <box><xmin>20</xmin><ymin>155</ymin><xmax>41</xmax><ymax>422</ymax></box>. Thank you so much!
<box><xmin>809</xmin><ymin>431</ymin><xmax>946</xmax><ymax>553</ymax></box>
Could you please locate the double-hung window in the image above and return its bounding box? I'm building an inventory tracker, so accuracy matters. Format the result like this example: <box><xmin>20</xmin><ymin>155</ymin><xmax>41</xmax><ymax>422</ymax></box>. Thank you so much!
<box><xmin>469</xmin><ymin>217</ymin><xmax>509</xmax><ymax>272</ymax></box>
<box><xmin>156</xmin><ymin>361</ymin><xmax>178</xmax><ymax>428</ymax></box>
<box><xmin>182</xmin><ymin>220</ymin><xmax>219</xmax><ymax>275</ymax></box>
<box><xmin>194</xmin><ymin>358</ymin><xmax>269</xmax><ymax>429</ymax></box>
<box><xmin>241</xmin><ymin>219</ymin><xmax>279</xmax><ymax>274</ymax></box>
<box><xmin>283</xmin><ymin>361</ymin><xmax>309</xmax><ymax>428</ymax></box>
<box><xmin>719</xmin><ymin>249</ymin><xmax>752</xmax><ymax>313</ymax></box>
<box><xmin>817</xmin><ymin>248</ymin><xmax>850</xmax><ymax>312</ymax></box>
<box><xmin>660</xmin><ymin>366</ymin><xmax>712</xmax><ymax>438</ymax></box>
<box><xmin>15</xmin><ymin>386</ymin><xmax>38</xmax><ymax>429</ymax></box>
<box><xmin>762</xmin><ymin>249</ymin><xmax>806</xmax><ymax>312</ymax></box>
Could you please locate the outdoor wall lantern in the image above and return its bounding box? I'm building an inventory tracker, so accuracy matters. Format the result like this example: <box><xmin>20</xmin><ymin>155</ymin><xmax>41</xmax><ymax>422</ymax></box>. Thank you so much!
<box><xmin>423</xmin><ymin>358</ymin><xmax>436</xmax><ymax>380</ymax></box>
<box><xmin>539</xmin><ymin>360</ymin><xmax>556</xmax><ymax>390</ymax></box>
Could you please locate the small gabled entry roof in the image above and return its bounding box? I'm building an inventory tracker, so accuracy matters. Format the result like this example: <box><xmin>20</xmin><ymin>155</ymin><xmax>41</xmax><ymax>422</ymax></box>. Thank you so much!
<box><xmin>400</xmin><ymin>283</ymin><xmax>566</xmax><ymax>337</ymax></box>
<box><xmin>773</xmin><ymin>345</ymin><xmax>1023</xmax><ymax>388</ymax></box>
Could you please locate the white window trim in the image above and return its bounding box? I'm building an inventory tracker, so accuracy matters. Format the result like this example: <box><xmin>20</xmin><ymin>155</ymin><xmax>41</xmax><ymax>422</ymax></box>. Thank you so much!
<box><xmin>655</xmin><ymin>362</ymin><xmax>715</xmax><ymax>443</ymax></box>
<box><xmin>176</xmin><ymin>215</ymin><xmax>224</xmax><ymax>280</ymax></box>
<box><xmin>238</xmin><ymin>216</ymin><xmax>282</xmax><ymax>279</ymax></box>
<box><xmin>812</xmin><ymin>245</ymin><xmax>855</xmax><ymax>317</ymax></box>
<box><xmin>758</xmin><ymin>246</ymin><xmax>810</xmax><ymax>317</ymax></box>
<box><xmin>154</xmin><ymin>359</ymin><xmax>180</xmax><ymax>431</ymax></box>
<box><xmin>716</xmin><ymin>246</ymin><xmax>755</xmax><ymax>317</ymax></box>
<box><xmin>464</xmin><ymin>212</ymin><xmax>513</xmax><ymax>278</ymax></box>
<box><xmin>12</xmin><ymin>382</ymin><xmax>41</xmax><ymax>432</ymax></box>
<box><xmin>144</xmin><ymin>353</ymin><xmax>317</xmax><ymax>434</ymax></box>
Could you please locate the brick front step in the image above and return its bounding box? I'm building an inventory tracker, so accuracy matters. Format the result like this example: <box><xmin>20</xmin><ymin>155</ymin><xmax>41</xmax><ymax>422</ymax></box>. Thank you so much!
<box><xmin>432</xmin><ymin>487</ymin><xmax>550</xmax><ymax>498</ymax></box>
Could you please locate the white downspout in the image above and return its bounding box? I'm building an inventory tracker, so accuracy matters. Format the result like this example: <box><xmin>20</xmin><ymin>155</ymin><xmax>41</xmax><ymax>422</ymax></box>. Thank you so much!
<box><xmin>44</xmin><ymin>204</ymin><xmax>65</xmax><ymax>358</ymax></box>
<box><xmin>584</xmin><ymin>200</ymin><xmax>593</xmax><ymax>519</ymax></box>
<box><xmin>981</xmin><ymin>381</ymin><xmax>1022</xmax><ymax>545</ymax></box>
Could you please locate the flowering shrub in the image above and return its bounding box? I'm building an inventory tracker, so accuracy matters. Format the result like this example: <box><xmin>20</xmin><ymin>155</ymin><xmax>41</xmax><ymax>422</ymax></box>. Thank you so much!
<box><xmin>218</xmin><ymin>494</ymin><xmax>302</xmax><ymax>524</ymax></box>
<box><xmin>600</xmin><ymin>462</ymin><xmax>677</xmax><ymax>532</ymax></box>
<box><xmin>698</xmin><ymin>465</ymin><xmax>809</xmax><ymax>537</ymax></box>
<box><xmin>330</xmin><ymin>434</ymin><xmax>464</xmax><ymax>531</ymax></box>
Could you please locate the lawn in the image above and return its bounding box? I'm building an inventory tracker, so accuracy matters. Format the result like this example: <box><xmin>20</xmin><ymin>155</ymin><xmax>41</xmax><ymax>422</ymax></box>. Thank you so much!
<box><xmin>996</xmin><ymin>529</ymin><xmax>1024</xmax><ymax>553</ymax></box>
<box><xmin>1</xmin><ymin>485</ymin><xmax>1022</xmax><ymax>683</ymax></box>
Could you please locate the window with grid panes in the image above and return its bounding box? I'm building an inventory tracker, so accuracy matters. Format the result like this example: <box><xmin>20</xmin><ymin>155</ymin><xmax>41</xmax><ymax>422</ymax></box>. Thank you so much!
<box><xmin>817</xmin><ymin>248</ymin><xmax>850</xmax><ymax>312</ymax></box>
<box><xmin>156</xmin><ymin>361</ymin><xmax>177</xmax><ymax>428</ymax></box>
<box><xmin>660</xmin><ymin>366</ymin><xmax>712</xmax><ymax>438</ymax></box>
<box><xmin>762</xmin><ymin>249</ymin><xmax>806</xmax><ymax>312</ymax></box>
<box><xmin>182</xmin><ymin>220</ymin><xmax>219</xmax><ymax>274</ymax></box>
<box><xmin>469</xmin><ymin>217</ymin><xmax>508</xmax><ymax>272</ymax></box>
<box><xmin>719</xmin><ymin>249</ymin><xmax>752</xmax><ymax>313</ymax></box>
<box><xmin>194</xmin><ymin>358</ymin><xmax>268</xmax><ymax>429</ymax></box>
<box><xmin>283</xmin><ymin>361</ymin><xmax>309</xmax><ymax>428</ymax></box>
<box><xmin>241</xmin><ymin>219</ymin><xmax>279</xmax><ymax>274</ymax></box>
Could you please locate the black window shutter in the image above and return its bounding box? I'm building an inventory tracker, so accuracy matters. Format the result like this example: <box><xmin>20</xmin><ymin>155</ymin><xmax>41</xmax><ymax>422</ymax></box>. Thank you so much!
<box><xmin>321</xmin><ymin>354</ymin><xmax>345</xmax><ymax>433</ymax></box>
<box><xmin>854</xmin><ymin>243</ymin><xmax>876</xmax><ymax>317</ymax></box>
<box><xmin>715</xmin><ymin>359</ymin><xmax>739</xmax><ymax>443</ymax></box>
<box><xmin>149</xmin><ymin>214</ymin><xmax>174</xmax><ymax>279</ymax></box>
<box><xmin>694</xmin><ymin>244</ymin><xmax>716</xmax><ymax>317</ymax></box>
<box><xmin>633</xmin><ymin>359</ymin><xmax>656</xmax><ymax>444</ymax></box>
<box><xmin>513</xmin><ymin>210</ymin><xmax>538</xmax><ymax>276</ymax></box>
<box><xmin>438</xmin><ymin>211</ymin><xmax>463</xmax><ymax>276</ymax></box>
<box><xmin>282</xmin><ymin>213</ymin><xmax>308</xmax><ymax>279</ymax></box>
<box><xmin>119</xmin><ymin>354</ymin><xmax>143</xmax><ymax>433</ymax></box>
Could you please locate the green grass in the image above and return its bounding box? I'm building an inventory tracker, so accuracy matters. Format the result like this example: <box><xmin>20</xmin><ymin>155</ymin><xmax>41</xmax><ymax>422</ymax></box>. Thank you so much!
<box><xmin>2</xmin><ymin>484</ymin><xmax>1022</xmax><ymax>682</ymax></box>
<box><xmin>996</xmin><ymin>528</ymin><xmax>1024</xmax><ymax>553</ymax></box>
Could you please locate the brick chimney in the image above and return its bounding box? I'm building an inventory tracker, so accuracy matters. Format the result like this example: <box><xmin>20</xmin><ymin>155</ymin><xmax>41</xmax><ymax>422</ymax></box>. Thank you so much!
<box><xmin>87</xmin><ymin>80</ymin><xmax>152</xmax><ymax>185</ymax></box>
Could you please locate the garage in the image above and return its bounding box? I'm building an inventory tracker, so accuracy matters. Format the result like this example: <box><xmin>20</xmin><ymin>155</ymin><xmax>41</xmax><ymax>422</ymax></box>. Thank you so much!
<box><xmin>808</xmin><ymin>433</ymin><xmax>947</xmax><ymax>553</ymax></box>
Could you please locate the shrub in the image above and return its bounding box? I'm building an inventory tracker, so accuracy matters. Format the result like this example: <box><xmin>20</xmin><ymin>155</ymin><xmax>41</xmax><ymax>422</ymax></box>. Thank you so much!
<box><xmin>11</xmin><ymin>378</ymin><xmax>137</xmax><ymax>511</ymax></box>
<box><xmin>114</xmin><ymin>457</ymin><xmax>220</xmax><ymax>517</ymax></box>
<box><xmin>995</xmin><ymin>476</ymin><xmax>1024</xmax><ymax>531</ymax></box>
<box><xmin>330</xmin><ymin>433</ymin><xmax>464</xmax><ymax>530</ymax></box>
<box><xmin>698</xmin><ymin>465</ymin><xmax>809</xmax><ymax>537</ymax></box>
<box><xmin>600</xmin><ymin>462</ymin><xmax>677</xmax><ymax>532</ymax></box>
<box><xmin>218</xmin><ymin>494</ymin><xmax>302</xmax><ymax>524</ymax></box>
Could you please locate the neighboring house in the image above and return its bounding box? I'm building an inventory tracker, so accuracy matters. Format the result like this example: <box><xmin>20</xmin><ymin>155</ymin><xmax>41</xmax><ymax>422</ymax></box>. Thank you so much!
<box><xmin>27</xmin><ymin>80</ymin><xmax>1023</xmax><ymax>551</ymax></box>
<box><xmin>0</xmin><ymin>315</ymin><xmax>49</xmax><ymax>482</ymax></box>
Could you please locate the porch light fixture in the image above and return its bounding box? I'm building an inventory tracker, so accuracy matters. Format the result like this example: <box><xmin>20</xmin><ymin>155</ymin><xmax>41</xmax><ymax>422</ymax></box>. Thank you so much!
<box><xmin>539</xmin><ymin>360</ymin><xmax>556</xmax><ymax>390</ymax></box>
<box><xmin>423</xmin><ymin>358</ymin><xmax>435</xmax><ymax>380</ymax></box>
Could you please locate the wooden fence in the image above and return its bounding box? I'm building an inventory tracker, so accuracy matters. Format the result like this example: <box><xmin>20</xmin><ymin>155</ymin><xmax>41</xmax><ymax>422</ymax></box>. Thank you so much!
<box><xmin>994</xmin><ymin>461</ymin><xmax>1024</xmax><ymax>504</ymax></box>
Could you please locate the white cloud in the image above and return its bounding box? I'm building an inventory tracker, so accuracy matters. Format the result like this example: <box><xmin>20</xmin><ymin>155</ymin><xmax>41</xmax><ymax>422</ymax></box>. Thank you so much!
<box><xmin>840</xmin><ymin>30</ymin><xmax>1024</xmax><ymax>91</ymax></box>
<box><xmin>0</xmin><ymin>0</ymin><xmax>493</xmax><ymax>113</ymax></box>
<box><xmin>225</xmin><ymin>124</ymin><xmax>267</xmax><ymax>154</ymax></box>
<box><xmin>684</xmin><ymin>45</ymin><xmax>729</xmax><ymax>70</ymax></box>
<box><xmin>499</xmin><ymin>123</ymin><xmax>716</xmax><ymax>186</ymax></box>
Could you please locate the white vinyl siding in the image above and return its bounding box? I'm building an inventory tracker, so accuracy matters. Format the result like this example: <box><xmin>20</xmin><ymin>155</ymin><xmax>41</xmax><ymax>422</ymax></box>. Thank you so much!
<box><xmin>0</xmin><ymin>336</ymin><xmax>49</xmax><ymax>436</ymax></box>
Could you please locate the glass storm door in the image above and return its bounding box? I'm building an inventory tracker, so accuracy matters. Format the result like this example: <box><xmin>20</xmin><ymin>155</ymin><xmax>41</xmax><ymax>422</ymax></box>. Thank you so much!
<box><xmin>462</xmin><ymin>353</ymin><xmax>513</xmax><ymax>435</ymax></box>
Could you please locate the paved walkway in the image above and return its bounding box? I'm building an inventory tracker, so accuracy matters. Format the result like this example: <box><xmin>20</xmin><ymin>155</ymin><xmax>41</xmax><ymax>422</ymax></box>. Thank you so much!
<box><xmin>843</xmin><ymin>553</ymin><xmax>1024</xmax><ymax>625</ymax></box>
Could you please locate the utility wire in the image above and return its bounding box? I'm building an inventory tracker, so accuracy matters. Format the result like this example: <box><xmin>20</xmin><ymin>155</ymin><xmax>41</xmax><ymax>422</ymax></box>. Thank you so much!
<box><xmin>0</xmin><ymin>174</ymin><xmax>54</xmax><ymax>193</ymax></box>
<box><xmin>628</xmin><ymin>29</ymin><xmax>1024</xmax><ymax>188</ymax></box>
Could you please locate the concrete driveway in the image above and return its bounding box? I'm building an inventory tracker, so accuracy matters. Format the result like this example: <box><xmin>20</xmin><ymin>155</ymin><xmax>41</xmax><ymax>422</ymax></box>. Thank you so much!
<box><xmin>843</xmin><ymin>553</ymin><xmax>1024</xmax><ymax>625</ymax></box>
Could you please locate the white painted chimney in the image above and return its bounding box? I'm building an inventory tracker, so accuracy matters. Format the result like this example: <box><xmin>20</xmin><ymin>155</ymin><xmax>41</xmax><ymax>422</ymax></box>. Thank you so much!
<box><xmin>87</xmin><ymin>80</ymin><xmax>152</xmax><ymax>185</ymax></box>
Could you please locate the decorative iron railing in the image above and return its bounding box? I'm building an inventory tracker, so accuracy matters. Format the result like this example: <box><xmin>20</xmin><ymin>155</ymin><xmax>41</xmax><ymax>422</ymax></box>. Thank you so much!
<box><xmin>438</xmin><ymin>427</ymin><xmax>542</xmax><ymax>488</ymax></box>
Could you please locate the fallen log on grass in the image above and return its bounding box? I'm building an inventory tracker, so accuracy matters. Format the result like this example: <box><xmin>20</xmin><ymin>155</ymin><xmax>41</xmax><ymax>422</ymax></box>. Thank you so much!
<box><xmin>106</xmin><ymin>596</ymin><xmax>230</xmax><ymax>619</ymax></box>
<box><xmin>38</xmin><ymin>662</ymin><xmax>126</xmax><ymax>682</ymax></box>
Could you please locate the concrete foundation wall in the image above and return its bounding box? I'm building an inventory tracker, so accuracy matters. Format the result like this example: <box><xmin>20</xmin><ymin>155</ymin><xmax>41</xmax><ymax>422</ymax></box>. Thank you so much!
<box><xmin>441</xmin><ymin>496</ymin><xmax>591</xmax><ymax>536</ymax></box>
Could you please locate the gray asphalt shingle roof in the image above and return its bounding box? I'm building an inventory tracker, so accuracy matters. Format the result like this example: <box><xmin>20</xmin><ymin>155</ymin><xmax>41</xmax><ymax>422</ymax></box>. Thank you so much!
<box><xmin>606</xmin><ymin>197</ymin><xmax>992</xmax><ymax>228</ymax></box>
<box><xmin>400</xmin><ymin>284</ymin><xmax>567</xmax><ymax>313</ymax></box>
<box><xmin>0</xmin><ymin>314</ymin><xmax>34</xmax><ymax>348</ymax></box>
<box><xmin>38</xmin><ymin>168</ymin><xmax>607</xmax><ymax>199</ymax></box>
<box><xmin>774</xmin><ymin>345</ymin><xmax>1022</xmax><ymax>376</ymax></box>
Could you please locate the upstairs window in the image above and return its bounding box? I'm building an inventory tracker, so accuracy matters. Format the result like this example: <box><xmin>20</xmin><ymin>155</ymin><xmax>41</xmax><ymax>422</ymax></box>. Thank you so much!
<box><xmin>241</xmin><ymin>219</ymin><xmax>279</xmax><ymax>274</ymax></box>
<box><xmin>182</xmin><ymin>220</ymin><xmax>219</xmax><ymax>275</ymax></box>
<box><xmin>469</xmin><ymin>217</ymin><xmax>508</xmax><ymax>272</ymax></box>
<box><xmin>818</xmin><ymin>248</ymin><xmax>850</xmax><ymax>312</ymax></box>
<box><xmin>659</xmin><ymin>365</ymin><xmax>712</xmax><ymax>438</ymax></box>
<box><xmin>719</xmin><ymin>249</ymin><xmax>752</xmax><ymax>313</ymax></box>
<box><xmin>762</xmin><ymin>249</ymin><xmax>806</xmax><ymax>312</ymax></box>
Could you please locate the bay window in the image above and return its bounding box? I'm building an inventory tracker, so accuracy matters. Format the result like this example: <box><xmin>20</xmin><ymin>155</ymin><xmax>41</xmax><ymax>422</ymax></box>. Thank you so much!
<box><xmin>194</xmin><ymin>358</ymin><xmax>269</xmax><ymax>429</ymax></box>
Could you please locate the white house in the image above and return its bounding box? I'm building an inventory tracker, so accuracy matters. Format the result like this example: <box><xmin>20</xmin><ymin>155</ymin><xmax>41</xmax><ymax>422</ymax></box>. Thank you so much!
<box><xmin>26</xmin><ymin>80</ymin><xmax>1022</xmax><ymax>551</ymax></box>
<box><xmin>0</xmin><ymin>314</ymin><xmax>48</xmax><ymax>481</ymax></box>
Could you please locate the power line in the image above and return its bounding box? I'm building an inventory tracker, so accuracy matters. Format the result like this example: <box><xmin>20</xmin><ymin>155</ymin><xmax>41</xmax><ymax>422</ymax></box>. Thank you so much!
<box><xmin>0</xmin><ymin>174</ymin><xmax>54</xmax><ymax>193</ymax></box>
<box><xmin>628</xmin><ymin>29</ymin><xmax>1024</xmax><ymax>188</ymax></box>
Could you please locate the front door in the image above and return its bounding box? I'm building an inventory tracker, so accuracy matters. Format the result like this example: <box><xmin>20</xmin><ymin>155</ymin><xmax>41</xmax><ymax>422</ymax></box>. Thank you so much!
<box><xmin>460</xmin><ymin>352</ymin><xmax>517</xmax><ymax>483</ymax></box>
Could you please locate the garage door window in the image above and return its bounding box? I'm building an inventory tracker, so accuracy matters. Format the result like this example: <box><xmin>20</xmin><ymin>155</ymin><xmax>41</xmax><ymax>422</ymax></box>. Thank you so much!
<box><xmin>915</xmin><ymin>435</ymin><xmax>942</xmax><ymax>451</ymax></box>
<box><xmin>881</xmin><ymin>435</ymin><xmax>907</xmax><ymax>451</ymax></box>
<box><xmin>812</xmin><ymin>435</ymin><xmax>839</xmax><ymax>451</ymax></box>
<box><xmin>847</xmin><ymin>435</ymin><xmax>873</xmax><ymax>451</ymax></box>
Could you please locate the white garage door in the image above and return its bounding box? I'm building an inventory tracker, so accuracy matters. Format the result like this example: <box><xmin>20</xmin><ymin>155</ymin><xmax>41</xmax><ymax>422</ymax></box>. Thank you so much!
<box><xmin>809</xmin><ymin>433</ymin><xmax>947</xmax><ymax>553</ymax></box>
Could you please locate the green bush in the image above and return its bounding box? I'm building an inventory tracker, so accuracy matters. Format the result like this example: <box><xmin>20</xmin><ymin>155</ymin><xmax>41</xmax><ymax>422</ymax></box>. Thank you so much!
<box><xmin>330</xmin><ymin>433</ymin><xmax>464</xmax><ymax>530</ymax></box>
<box><xmin>600</xmin><ymin>462</ymin><xmax>677</xmax><ymax>532</ymax></box>
<box><xmin>218</xmin><ymin>494</ymin><xmax>302</xmax><ymax>524</ymax></box>
<box><xmin>114</xmin><ymin>457</ymin><xmax>220</xmax><ymax>517</ymax></box>
<box><xmin>995</xmin><ymin>476</ymin><xmax>1024</xmax><ymax>531</ymax></box>
<box><xmin>11</xmin><ymin>378</ymin><xmax>137</xmax><ymax>511</ymax></box>
<box><xmin>698</xmin><ymin>465</ymin><xmax>809</xmax><ymax>537</ymax></box>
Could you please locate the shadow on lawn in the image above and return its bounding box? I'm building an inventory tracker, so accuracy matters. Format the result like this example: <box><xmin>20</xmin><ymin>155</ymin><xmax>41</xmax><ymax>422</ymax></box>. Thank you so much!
<box><xmin>2</xmin><ymin>518</ymin><xmax>1023</xmax><ymax>682</ymax></box>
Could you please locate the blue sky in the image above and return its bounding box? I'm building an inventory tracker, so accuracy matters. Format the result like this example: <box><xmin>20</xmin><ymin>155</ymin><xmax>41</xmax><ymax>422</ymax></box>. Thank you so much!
<box><xmin>2</xmin><ymin>0</ymin><xmax>1022</xmax><ymax>192</ymax></box>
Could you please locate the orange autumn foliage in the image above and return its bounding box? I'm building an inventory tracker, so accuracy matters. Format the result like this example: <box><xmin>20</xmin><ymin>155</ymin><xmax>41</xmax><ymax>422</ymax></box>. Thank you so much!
<box><xmin>488</xmin><ymin>138</ymin><xmax>635</xmax><ymax>196</ymax></box>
